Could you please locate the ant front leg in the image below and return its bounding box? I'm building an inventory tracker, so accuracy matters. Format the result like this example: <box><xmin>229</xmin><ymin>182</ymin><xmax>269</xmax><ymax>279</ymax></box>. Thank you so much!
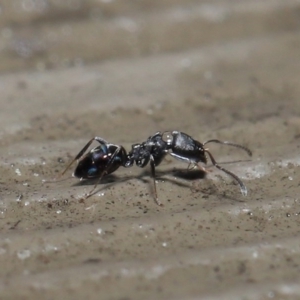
<box><xmin>60</xmin><ymin>137</ymin><xmax>109</xmax><ymax>178</ymax></box>
<box><xmin>150</xmin><ymin>156</ymin><xmax>162</xmax><ymax>206</ymax></box>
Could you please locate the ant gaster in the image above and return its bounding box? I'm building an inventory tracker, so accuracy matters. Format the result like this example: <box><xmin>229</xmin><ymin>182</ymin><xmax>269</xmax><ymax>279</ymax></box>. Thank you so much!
<box><xmin>60</xmin><ymin>131</ymin><xmax>252</xmax><ymax>206</ymax></box>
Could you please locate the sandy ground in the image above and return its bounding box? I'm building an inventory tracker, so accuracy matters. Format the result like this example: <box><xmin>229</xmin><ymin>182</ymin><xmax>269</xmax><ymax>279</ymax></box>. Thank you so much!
<box><xmin>1</xmin><ymin>0</ymin><xmax>300</xmax><ymax>299</ymax></box>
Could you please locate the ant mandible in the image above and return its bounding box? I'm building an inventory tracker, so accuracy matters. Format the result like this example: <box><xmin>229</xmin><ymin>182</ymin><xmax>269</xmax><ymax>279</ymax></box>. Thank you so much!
<box><xmin>60</xmin><ymin>131</ymin><xmax>252</xmax><ymax>206</ymax></box>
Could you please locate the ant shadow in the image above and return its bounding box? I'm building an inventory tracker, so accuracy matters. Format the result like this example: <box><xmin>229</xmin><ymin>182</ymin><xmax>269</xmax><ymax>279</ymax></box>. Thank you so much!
<box><xmin>71</xmin><ymin>167</ymin><xmax>205</xmax><ymax>195</ymax></box>
<box><xmin>72</xmin><ymin>169</ymin><xmax>197</xmax><ymax>188</ymax></box>
<box><xmin>72</xmin><ymin>158</ymin><xmax>250</xmax><ymax>202</ymax></box>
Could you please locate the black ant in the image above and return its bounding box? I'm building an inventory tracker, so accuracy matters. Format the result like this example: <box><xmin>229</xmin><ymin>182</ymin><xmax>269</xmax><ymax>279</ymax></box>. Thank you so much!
<box><xmin>60</xmin><ymin>131</ymin><xmax>252</xmax><ymax>206</ymax></box>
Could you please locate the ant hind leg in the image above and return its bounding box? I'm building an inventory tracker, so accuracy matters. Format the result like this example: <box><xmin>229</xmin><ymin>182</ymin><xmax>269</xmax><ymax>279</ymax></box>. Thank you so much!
<box><xmin>60</xmin><ymin>137</ymin><xmax>109</xmax><ymax>178</ymax></box>
<box><xmin>83</xmin><ymin>145</ymin><xmax>123</xmax><ymax>199</ymax></box>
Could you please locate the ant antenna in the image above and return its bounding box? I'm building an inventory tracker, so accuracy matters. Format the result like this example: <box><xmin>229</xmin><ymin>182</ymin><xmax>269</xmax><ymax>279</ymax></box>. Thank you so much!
<box><xmin>203</xmin><ymin>139</ymin><xmax>252</xmax><ymax>157</ymax></box>
<box><xmin>202</xmin><ymin>139</ymin><xmax>251</xmax><ymax>196</ymax></box>
<box><xmin>204</xmin><ymin>149</ymin><xmax>248</xmax><ymax>196</ymax></box>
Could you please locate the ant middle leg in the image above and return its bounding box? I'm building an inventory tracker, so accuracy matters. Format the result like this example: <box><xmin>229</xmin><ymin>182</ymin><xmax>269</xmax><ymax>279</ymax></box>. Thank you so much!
<box><xmin>150</xmin><ymin>156</ymin><xmax>162</xmax><ymax>206</ymax></box>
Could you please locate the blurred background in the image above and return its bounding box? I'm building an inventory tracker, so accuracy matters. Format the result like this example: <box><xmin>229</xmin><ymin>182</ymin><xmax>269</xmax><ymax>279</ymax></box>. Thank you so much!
<box><xmin>1</xmin><ymin>0</ymin><xmax>300</xmax><ymax>73</ymax></box>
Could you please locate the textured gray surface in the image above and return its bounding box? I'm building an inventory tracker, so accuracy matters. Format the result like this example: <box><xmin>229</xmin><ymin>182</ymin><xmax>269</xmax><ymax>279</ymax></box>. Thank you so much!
<box><xmin>1</xmin><ymin>0</ymin><xmax>300</xmax><ymax>299</ymax></box>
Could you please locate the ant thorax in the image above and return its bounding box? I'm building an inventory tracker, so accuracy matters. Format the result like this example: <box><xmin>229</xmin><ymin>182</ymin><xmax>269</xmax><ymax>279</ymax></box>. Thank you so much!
<box><xmin>162</xmin><ymin>131</ymin><xmax>174</xmax><ymax>145</ymax></box>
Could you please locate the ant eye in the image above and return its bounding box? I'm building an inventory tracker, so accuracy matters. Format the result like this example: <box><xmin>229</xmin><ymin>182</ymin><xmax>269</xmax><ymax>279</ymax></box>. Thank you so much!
<box><xmin>162</xmin><ymin>132</ymin><xmax>173</xmax><ymax>144</ymax></box>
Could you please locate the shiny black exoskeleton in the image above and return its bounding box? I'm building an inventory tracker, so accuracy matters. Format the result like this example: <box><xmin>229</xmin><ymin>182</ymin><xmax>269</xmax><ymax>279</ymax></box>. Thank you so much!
<box><xmin>60</xmin><ymin>131</ymin><xmax>252</xmax><ymax>205</ymax></box>
<box><xmin>72</xmin><ymin>140</ymin><xmax>127</xmax><ymax>179</ymax></box>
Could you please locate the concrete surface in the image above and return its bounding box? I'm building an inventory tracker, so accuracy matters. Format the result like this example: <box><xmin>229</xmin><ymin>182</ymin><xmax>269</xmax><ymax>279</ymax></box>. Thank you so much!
<box><xmin>0</xmin><ymin>0</ymin><xmax>300</xmax><ymax>299</ymax></box>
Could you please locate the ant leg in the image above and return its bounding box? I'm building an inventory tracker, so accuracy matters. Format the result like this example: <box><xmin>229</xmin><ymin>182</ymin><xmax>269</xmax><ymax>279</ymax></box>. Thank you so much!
<box><xmin>187</xmin><ymin>163</ymin><xmax>207</xmax><ymax>175</ymax></box>
<box><xmin>187</xmin><ymin>163</ymin><xmax>197</xmax><ymax>171</ymax></box>
<box><xmin>59</xmin><ymin>137</ymin><xmax>109</xmax><ymax>178</ymax></box>
<box><xmin>205</xmin><ymin>149</ymin><xmax>248</xmax><ymax>196</ymax></box>
<box><xmin>84</xmin><ymin>145</ymin><xmax>123</xmax><ymax>198</ymax></box>
<box><xmin>196</xmin><ymin>163</ymin><xmax>207</xmax><ymax>173</ymax></box>
<box><xmin>203</xmin><ymin>139</ymin><xmax>252</xmax><ymax>157</ymax></box>
<box><xmin>150</xmin><ymin>156</ymin><xmax>162</xmax><ymax>206</ymax></box>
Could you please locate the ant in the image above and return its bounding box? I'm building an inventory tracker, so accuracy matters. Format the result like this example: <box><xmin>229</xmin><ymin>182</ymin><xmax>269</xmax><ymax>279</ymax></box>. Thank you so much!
<box><xmin>60</xmin><ymin>131</ymin><xmax>252</xmax><ymax>206</ymax></box>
